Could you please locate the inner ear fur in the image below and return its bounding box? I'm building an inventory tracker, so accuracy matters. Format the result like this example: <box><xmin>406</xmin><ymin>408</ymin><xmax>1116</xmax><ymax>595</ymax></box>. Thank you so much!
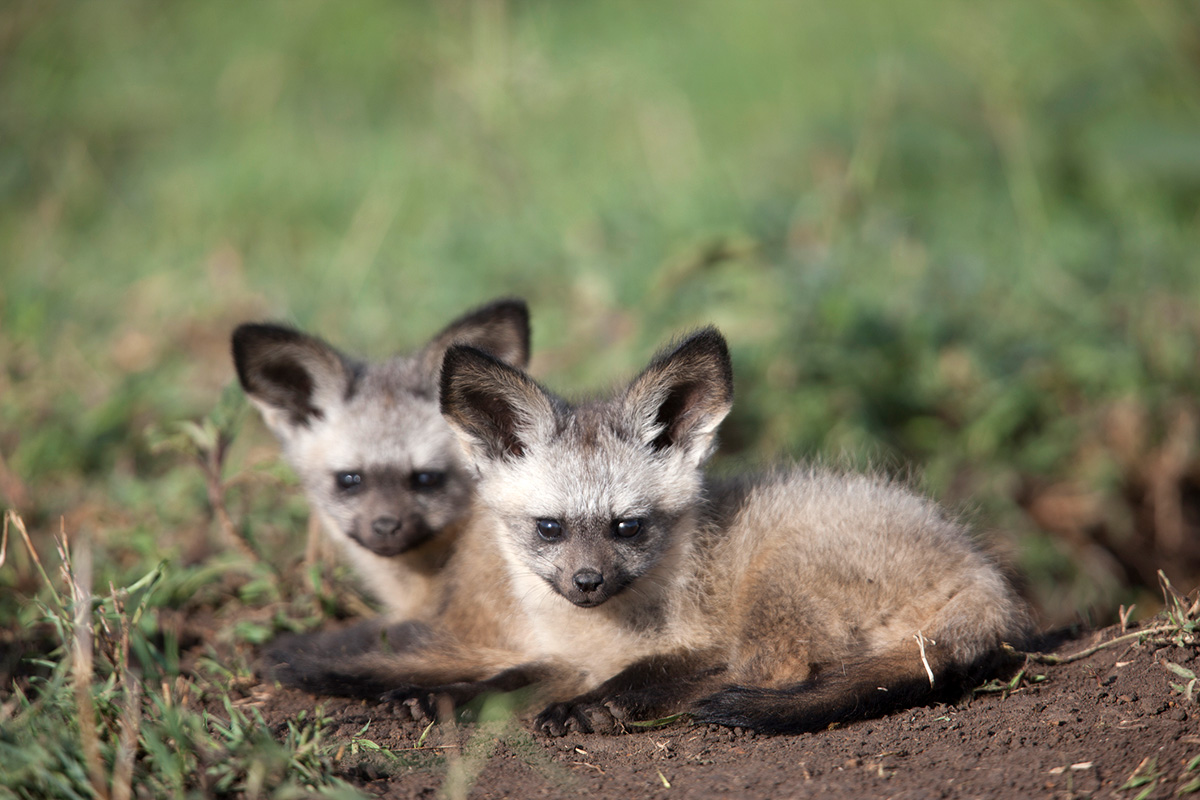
<box><xmin>622</xmin><ymin>327</ymin><xmax>734</xmax><ymax>455</ymax></box>
<box><xmin>440</xmin><ymin>345</ymin><xmax>555</xmax><ymax>461</ymax></box>
<box><xmin>420</xmin><ymin>298</ymin><xmax>531</xmax><ymax>377</ymax></box>
<box><xmin>232</xmin><ymin>323</ymin><xmax>359</xmax><ymax>428</ymax></box>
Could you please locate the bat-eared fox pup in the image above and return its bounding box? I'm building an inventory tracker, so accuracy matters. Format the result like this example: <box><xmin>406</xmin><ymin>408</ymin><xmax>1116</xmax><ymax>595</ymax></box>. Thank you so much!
<box><xmin>232</xmin><ymin>298</ymin><xmax>530</xmax><ymax>618</ymax></box>
<box><xmin>270</xmin><ymin>326</ymin><xmax>1031</xmax><ymax>736</ymax></box>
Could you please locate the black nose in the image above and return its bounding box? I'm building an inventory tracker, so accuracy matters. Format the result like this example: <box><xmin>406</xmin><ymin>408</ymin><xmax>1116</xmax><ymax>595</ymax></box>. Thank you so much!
<box><xmin>372</xmin><ymin>516</ymin><xmax>401</xmax><ymax>538</ymax></box>
<box><xmin>573</xmin><ymin>569</ymin><xmax>604</xmax><ymax>593</ymax></box>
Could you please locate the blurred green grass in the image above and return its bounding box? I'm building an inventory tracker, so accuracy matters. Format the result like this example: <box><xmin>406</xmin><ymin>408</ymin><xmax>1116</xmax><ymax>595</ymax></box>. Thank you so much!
<box><xmin>2</xmin><ymin>0</ymin><xmax>1200</xmax><ymax>625</ymax></box>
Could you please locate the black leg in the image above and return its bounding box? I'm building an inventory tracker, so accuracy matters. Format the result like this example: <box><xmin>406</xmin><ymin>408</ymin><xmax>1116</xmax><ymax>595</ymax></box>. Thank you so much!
<box><xmin>264</xmin><ymin>619</ymin><xmax>435</xmax><ymax>697</ymax></box>
<box><xmin>383</xmin><ymin>662</ymin><xmax>554</xmax><ymax>721</ymax></box>
<box><xmin>535</xmin><ymin>653</ymin><xmax>726</xmax><ymax>736</ymax></box>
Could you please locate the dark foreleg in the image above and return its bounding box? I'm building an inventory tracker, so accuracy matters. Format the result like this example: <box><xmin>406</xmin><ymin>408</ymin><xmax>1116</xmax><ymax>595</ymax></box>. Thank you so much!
<box><xmin>382</xmin><ymin>661</ymin><xmax>559</xmax><ymax>721</ymax></box>
<box><xmin>263</xmin><ymin>619</ymin><xmax>435</xmax><ymax>697</ymax></box>
<box><xmin>536</xmin><ymin>652</ymin><xmax>727</xmax><ymax>736</ymax></box>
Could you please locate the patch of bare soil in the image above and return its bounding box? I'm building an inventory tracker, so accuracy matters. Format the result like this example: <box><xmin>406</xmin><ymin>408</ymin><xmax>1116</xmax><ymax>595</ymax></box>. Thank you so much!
<box><xmin>237</xmin><ymin>619</ymin><xmax>1200</xmax><ymax>800</ymax></box>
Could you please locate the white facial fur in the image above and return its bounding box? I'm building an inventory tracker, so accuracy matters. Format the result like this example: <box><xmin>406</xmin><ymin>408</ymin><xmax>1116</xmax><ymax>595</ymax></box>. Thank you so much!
<box><xmin>439</xmin><ymin>330</ymin><xmax>733</xmax><ymax>675</ymax></box>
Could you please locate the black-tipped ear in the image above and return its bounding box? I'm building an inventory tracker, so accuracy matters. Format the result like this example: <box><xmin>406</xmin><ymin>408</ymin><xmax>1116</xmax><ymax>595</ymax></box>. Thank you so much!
<box><xmin>440</xmin><ymin>345</ymin><xmax>556</xmax><ymax>463</ymax></box>
<box><xmin>232</xmin><ymin>323</ymin><xmax>359</xmax><ymax>429</ymax></box>
<box><xmin>621</xmin><ymin>328</ymin><xmax>733</xmax><ymax>462</ymax></box>
<box><xmin>421</xmin><ymin>298</ymin><xmax>531</xmax><ymax>376</ymax></box>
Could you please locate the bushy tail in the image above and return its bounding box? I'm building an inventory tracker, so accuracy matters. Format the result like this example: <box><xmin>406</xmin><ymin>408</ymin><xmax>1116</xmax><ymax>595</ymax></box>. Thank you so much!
<box><xmin>695</xmin><ymin>576</ymin><xmax>1032</xmax><ymax>734</ymax></box>
<box><xmin>691</xmin><ymin>648</ymin><xmax>1006</xmax><ymax>734</ymax></box>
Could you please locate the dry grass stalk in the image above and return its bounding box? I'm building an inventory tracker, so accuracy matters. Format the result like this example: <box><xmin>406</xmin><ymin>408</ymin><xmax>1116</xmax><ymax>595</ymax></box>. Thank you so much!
<box><xmin>111</xmin><ymin>671</ymin><xmax>142</xmax><ymax>800</ymax></box>
<box><xmin>4</xmin><ymin>509</ymin><xmax>59</xmax><ymax>604</ymax></box>
<box><xmin>65</xmin><ymin>527</ymin><xmax>109</xmax><ymax>800</ymax></box>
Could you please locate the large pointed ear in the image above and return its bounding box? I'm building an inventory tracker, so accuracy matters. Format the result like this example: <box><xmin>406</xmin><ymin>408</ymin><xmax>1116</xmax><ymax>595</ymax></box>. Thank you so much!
<box><xmin>439</xmin><ymin>345</ymin><xmax>557</xmax><ymax>464</ymax></box>
<box><xmin>621</xmin><ymin>328</ymin><xmax>733</xmax><ymax>465</ymax></box>
<box><xmin>420</xmin><ymin>298</ymin><xmax>531</xmax><ymax>376</ymax></box>
<box><xmin>231</xmin><ymin>323</ymin><xmax>360</xmax><ymax>432</ymax></box>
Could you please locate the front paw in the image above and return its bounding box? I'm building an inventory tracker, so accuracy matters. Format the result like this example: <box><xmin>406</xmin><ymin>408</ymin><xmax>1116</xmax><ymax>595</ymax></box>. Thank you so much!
<box><xmin>381</xmin><ymin>685</ymin><xmax>447</xmax><ymax>722</ymax></box>
<box><xmin>535</xmin><ymin>700</ymin><xmax>621</xmax><ymax>736</ymax></box>
<box><xmin>382</xmin><ymin>681</ymin><xmax>491</xmax><ymax>723</ymax></box>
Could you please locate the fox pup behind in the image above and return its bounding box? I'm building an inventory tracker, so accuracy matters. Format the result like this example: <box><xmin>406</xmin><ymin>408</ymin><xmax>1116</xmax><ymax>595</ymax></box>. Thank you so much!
<box><xmin>231</xmin><ymin>298</ymin><xmax>530</xmax><ymax>618</ymax></box>
<box><xmin>431</xmin><ymin>328</ymin><xmax>1032</xmax><ymax>734</ymax></box>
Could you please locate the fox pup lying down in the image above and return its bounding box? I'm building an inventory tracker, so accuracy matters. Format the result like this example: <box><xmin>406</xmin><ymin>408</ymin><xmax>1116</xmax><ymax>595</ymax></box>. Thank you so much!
<box><xmin>232</xmin><ymin>298</ymin><xmax>530</xmax><ymax>618</ymax></box>
<box><xmin>269</xmin><ymin>328</ymin><xmax>1032</xmax><ymax>735</ymax></box>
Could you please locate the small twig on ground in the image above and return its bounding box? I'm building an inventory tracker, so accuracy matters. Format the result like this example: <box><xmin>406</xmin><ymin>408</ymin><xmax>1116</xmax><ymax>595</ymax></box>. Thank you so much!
<box><xmin>1007</xmin><ymin>624</ymin><xmax>1183</xmax><ymax>666</ymax></box>
<box><xmin>1119</xmin><ymin>604</ymin><xmax>1135</xmax><ymax>631</ymax></box>
<box><xmin>1011</xmin><ymin>571</ymin><xmax>1197</xmax><ymax>666</ymax></box>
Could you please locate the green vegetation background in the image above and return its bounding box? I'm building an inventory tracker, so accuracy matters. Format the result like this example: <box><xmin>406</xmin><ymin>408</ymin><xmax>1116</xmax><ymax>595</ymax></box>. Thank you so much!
<box><xmin>4</xmin><ymin>0</ymin><xmax>1200</xmax><ymax>633</ymax></box>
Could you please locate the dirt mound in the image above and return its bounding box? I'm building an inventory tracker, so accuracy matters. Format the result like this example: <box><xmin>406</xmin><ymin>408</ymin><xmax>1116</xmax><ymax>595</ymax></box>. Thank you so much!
<box><xmin>241</xmin><ymin>618</ymin><xmax>1199</xmax><ymax>799</ymax></box>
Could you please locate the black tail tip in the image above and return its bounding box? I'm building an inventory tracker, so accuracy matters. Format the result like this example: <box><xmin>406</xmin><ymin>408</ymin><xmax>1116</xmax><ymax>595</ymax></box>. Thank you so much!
<box><xmin>689</xmin><ymin>686</ymin><xmax>805</xmax><ymax>734</ymax></box>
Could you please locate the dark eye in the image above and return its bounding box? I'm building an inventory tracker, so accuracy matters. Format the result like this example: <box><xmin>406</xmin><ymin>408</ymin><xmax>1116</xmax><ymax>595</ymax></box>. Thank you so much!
<box><xmin>335</xmin><ymin>472</ymin><xmax>363</xmax><ymax>493</ymax></box>
<box><xmin>612</xmin><ymin>518</ymin><xmax>643</xmax><ymax>538</ymax></box>
<box><xmin>536</xmin><ymin>519</ymin><xmax>564</xmax><ymax>541</ymax></box>
<box><xmin>411</xmin><ymin>471</ymin><xmax>446</xmax><ymax>490</ymax></box>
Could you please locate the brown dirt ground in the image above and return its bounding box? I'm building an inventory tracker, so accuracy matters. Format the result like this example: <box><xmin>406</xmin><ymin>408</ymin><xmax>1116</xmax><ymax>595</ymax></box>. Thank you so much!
<box><xmin>228</xmin><ymin>619</ymin><xmax>1200</xmax><ymax>800</ymax></box>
